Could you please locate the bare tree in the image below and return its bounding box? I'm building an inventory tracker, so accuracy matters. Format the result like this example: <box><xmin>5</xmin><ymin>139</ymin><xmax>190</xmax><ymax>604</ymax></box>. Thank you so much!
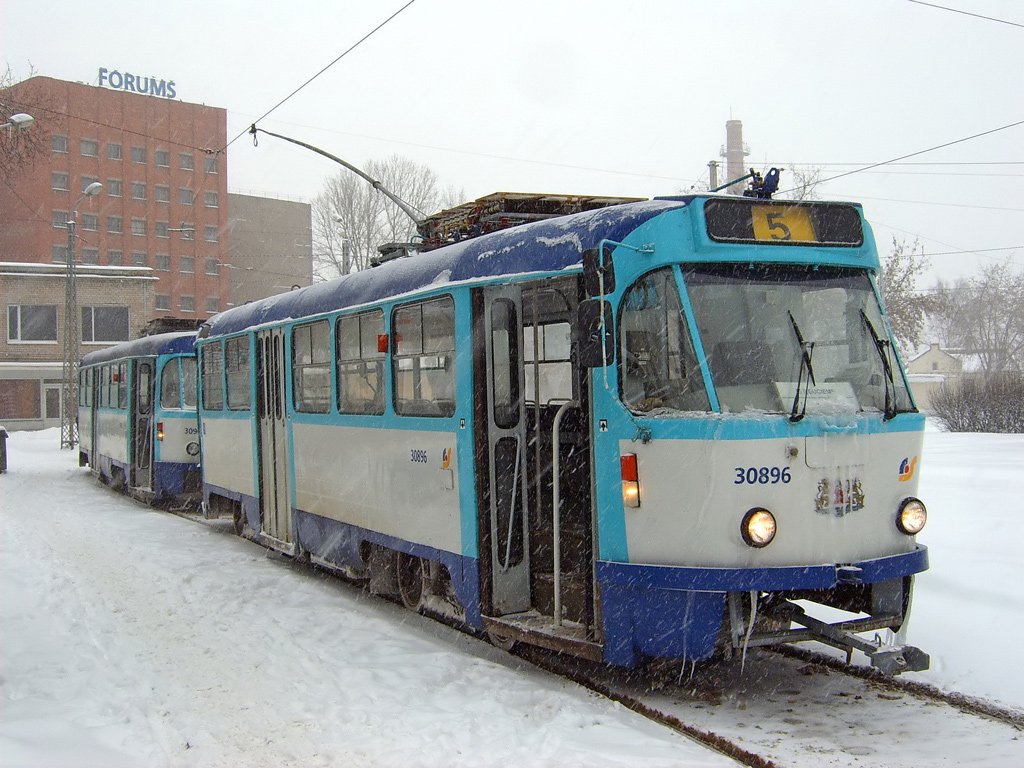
<box><xmin>1</xmin><ymin>66</ymin><xmax>49</xmax><ymax>182</ymax></box>
<box><xmin>937</xmin><ymin>262</ymin><xmax>1024</xmax><ymax>375</ymax></box>
<box><xmin>876</xmin><ymin>237</ymin><xmax>941</xmax><ymax>352</ymax></box>
<box><xmin>312</xmin><ymin>156</ymin><xmax>459</xmax><ymax>280</ymax></box>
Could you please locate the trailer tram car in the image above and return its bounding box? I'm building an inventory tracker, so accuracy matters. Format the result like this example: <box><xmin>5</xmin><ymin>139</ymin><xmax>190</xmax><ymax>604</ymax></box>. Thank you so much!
<box><xmin>196</xmin><ymin>191</ymin><xmax>929</xmax><ymax>674</ymax></box>
<box><xmin>79</xmin><ymin>332</ymin><xmax>201</xmax><ymax>504</ymax></box>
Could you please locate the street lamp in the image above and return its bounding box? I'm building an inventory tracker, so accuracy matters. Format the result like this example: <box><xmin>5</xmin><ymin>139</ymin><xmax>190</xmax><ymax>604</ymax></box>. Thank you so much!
<box><xmin>0</xmin><ymin>112</ymin><xmax>34</xmax><ymax>130</ymax></box>
<box><xmin>333</xmin><ymin>215</ymin><xmax>351</xmax><ymax>275</ymax></box>
<box><xmin>61</xmin><ymin>181</ymin><xmax>103</xmax><ymax>449</ymax></box>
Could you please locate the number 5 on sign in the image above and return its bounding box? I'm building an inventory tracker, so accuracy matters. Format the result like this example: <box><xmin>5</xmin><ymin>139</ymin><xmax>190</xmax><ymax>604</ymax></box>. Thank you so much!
<box><xmin>751</xmin><ymin>206</ymin><xmax>816</xmax><ymax>242</ymax></box>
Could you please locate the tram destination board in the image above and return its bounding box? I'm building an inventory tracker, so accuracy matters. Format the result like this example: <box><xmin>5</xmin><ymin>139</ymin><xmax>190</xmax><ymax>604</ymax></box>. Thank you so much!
<box><xmin>704</xmin><ymin>198</ymin><xmax>864</xmax><ymax>247</ymax></box>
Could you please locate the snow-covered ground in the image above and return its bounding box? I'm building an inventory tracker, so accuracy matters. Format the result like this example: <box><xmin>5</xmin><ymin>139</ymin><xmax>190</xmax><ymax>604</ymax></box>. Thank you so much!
<box><xmin>1</xmin><ymin>423</ymin><xmax>1021</xmax><ymax>766</ymax></box>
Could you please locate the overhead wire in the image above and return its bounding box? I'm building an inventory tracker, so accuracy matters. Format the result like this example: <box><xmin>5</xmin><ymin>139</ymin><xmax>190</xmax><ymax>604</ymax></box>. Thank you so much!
<box><xmin>905</xmin><ymin>0</ymin><xmax>1024</xmax><ymax>29</ymax></box>
<box><xmin>223</xmin><ymin>0</ymin><xmax>418</xmax><ymax>152</ymax></box>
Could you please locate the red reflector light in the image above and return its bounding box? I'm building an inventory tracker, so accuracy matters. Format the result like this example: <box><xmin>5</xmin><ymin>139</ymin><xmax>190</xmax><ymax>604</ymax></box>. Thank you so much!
<box><xmin>378</xmin><ymin>334</ymin><xmax>389</xmax><ymax>353</ymax></box>
<box><xmin>620</xmin><ymin>454</ymin><xmax>638</xmax><ymax>482</ymax></box>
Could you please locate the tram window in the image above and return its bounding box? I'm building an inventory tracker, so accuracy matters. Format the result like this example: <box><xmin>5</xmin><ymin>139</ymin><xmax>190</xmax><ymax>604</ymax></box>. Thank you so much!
<box><xmin>337</xmin><ymin>310</ymin><xmax>385</xmax><ymax>415</ymax></box>
<box><xmin>293</xmin><ymin>320</ymin><xmax>332</xmax><ymax>413</ymax></box>
<box><xmin>201</xmin><ymin>341</ymin><xmax>224</xmax><ymax>411</ymax></box>
<box><xmin>619</xmin><ymin>268</ymin><xmax>709</xmax><ymax>413</ymax></box>
<box><xmin>523</xmin><ymin>322</ymin><xmax>572</xmax><ymax>404</ymax></box>
<box><xmin>225</xmin><ymin>336</ymin><xmax>252</xmax><ymax>410</ymax></box>
<box><xmin>181</xmin><ymin>358</ymin><xmax>197</xmax><ymax>409</ymax></box>
<box><xmin>99</xmin><ymin>366</ymin><xmax>108</xmax><ymax>407</ymax></box>
<box><xmin>491</xmin><ymin>299</ymin><xmax>520</xmax><ymax>428</ymax></box>
<box><xmin>117</xmin><ymin>363</ymin><xmax>128</xmax><ymax>409</ymax></box>
<box><xmin>161</xmin><ymin>359</ymin><xmax>182</xmax><ymax>409</ymax></box>
<box><xmin>393</xmin><ymin>296</ymin><xmax>455</xmax><ymax>417</ymax></box>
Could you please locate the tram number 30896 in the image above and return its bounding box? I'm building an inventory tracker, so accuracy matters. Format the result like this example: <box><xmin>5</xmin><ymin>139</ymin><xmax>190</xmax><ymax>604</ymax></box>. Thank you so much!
<box><xmin>734</xmin><ymin>466</ymin><xmax>792</xmax><ymax>485</ymax></box>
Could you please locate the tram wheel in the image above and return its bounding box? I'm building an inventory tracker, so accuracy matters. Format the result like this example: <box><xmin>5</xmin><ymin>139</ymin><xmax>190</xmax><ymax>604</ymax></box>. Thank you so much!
<box><xmin>396</xmin><ymin>552</ymin><xmax>426</xmax><ymax>611</ymax></box>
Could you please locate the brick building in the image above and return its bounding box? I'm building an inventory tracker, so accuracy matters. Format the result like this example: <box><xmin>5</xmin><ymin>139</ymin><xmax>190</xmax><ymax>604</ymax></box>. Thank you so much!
<box><xmin>0</xmin><ymin>75</ymin><xmax>230</xmax><ymax>319</ymax></box>
<box><xmin>1</xmin><ymin>262</ymin><xmax>154</xmax><ymax>429</ymax></box>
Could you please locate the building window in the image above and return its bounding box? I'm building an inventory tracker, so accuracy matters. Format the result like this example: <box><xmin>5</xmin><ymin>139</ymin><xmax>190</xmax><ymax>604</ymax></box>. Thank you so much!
<box><xmin>132</xmin><ymin>251</ymin><xmax>147</xmax><ymax>267</ymax></box>
<box><xmin>107</xmin><ymin>179</ymin><xmax>123</xmax><ymax>198</ymax></box>
<box><xmin>156</xmin><ymin>221</ymin><xmax>169</xmax><ymax>239</ymax></box>
<box><xmin>80</xmin><ymin>139</ymin><xmax>99</xmax><ymax>157</ymax></box>
<box><xmin>155</xmin><ymin>294</ymin><xmax>171</xmax><ymax>312</ymax></box>
<box><xmin>107</xmin><ymin>143</ymin><xmax>122</xmax><ymax>161</ymax></box>
<box><xmin>205</xmin><ymin>258</ymin><xmax>219</xmax><ymax>275</ymax></box>
<box><xmin>204</xmin><ymin>156</ymin><xmax>218</xmax><ymax>174</ymax></box>
<box><xmin>81</xmin><ymin>213</ymin><xmax>98</xmax><ymax>231</ymax></box>
<box><xmin>7</xmin><ymin>305</ymin><xmax>58</xmax><ymax>342</ymax></box>
<box><xmin>131</xmin><ymin>146</ymin><xmax>146</xmax><ymax>164</ymax></box>
<box><xmin>52</xmin><ymin>135</ymin><xmax>68</xmax><ymax>153</ymax></box>
<box><xmin>131</xmin><ymin>218</ymin><xmax>146</xmax><ymax>236</ymax></box>
<box><xmin>52</xmin><ymin>210</ymin><xmax>68</xmax><ymax>229</ymax></box>
<box><xmin>155</xmin><ymin>149</ymin><xmax>170</xmax><ymax>167</ymax></box>
<box><xmin>107</xmin><ymin>250</ymin><xmax>124</xmax><ymax>266</ymax></box>
<box><xmin>155</xmin><ymin>185</ymin><xmax>170</xmax><ymax>203</ymax></box>
<box><xmin>204</xmin><ymin>191</ymin><xmax>219</xmax><ymax>208</ymax></box>
<box><xmin>81</xmin><ymin>175</ymin><xmax>99</xmax><ymax>193</ymax></box>
<box><xmin>131</xmin><ymin>182</ymin><xmax>146</xmax><ymax>201</ymax></box>
<box><xmin>82</xmin><ymin>248</ymin><xmax>99</xmax><ymax>265</ymax></box>
<box><xmin>155</xmin><ymin>254</ymin><xmax>170</xmax><ymax>271</ymax></box>
<box><xmin>180</xmin><ymin>295</ymin><xmax>195</xmax><ymax>313</ymax></box>
<box><xmin>205</xmin><ymin>296</ymin><xmax>220</xmax><ymax>314</ymax></box>
<box><xmin>52</xmin><ymin>172</ymin><xmax>69</xmax><ymax>191</ymax></box>
<box><xmin>180</xmin><ymin>223</ymin><xmax>195</xmax><ymax>241</ymax></box>
<box><xmin>180</xmin><ymin>256</ymin><xmax>194</xmax><ymax>274</ymax></box>
<box><xmin>179</xmin><ymin>188</ymin><xmax>193</xmax><ymax>206</ymax></box>
<box><xmin>205</xmin><ymin>226</ymin><xmax>218</xmax><ymax>243</ymax></box>
<box><xmin>52</xmin><ymin>245</ymin><xmax>68</xmax><ymax>263</ymax></box>
<box><xmin>179</xmin><ymin>152</ymin><xmax>194</xmax><ymax>171</ymax></box>
<box><xmin>82</xmin><ymin>306</ymin><xmax>130</xmax><ymax>343</ymax></box>
<box><xmin>107</xmin><ymin>215</ymin><xmax>123</xmax><ymax>234</ymax></box>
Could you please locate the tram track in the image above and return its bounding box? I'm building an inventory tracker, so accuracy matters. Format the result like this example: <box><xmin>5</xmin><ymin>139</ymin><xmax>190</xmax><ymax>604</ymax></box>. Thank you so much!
<box><xmin>511</xmin><ymin>643</ymin><xmax>1024</xmax><ymax>767</ymax></box>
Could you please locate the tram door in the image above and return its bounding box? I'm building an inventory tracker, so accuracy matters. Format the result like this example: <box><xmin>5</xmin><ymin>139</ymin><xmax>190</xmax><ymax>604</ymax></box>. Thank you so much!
<box><xmin>484</xmin><ymin>286</ymin><xmax>532</xmax><ymax>614</ymax></box>
<box><xmin>131</xmin><ymin>360</ymin><xmax>155</xmax><ymax>490</ymax></box>
<box><xmin>256</xmin><ymin>328</ymin><xmax>292</xmax><ymax>546</ymax></box>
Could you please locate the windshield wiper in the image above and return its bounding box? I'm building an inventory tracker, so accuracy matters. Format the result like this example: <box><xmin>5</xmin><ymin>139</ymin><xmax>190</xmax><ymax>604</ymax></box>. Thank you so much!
<box><xmin>788</xmin><ymin>311</ymin><xmax>816</xmax><ymax>423</ymax></box>
<box><xmin>860</xmin><ymin>309</ymin><xmax>898</xmax><ymax>421</ymax></box>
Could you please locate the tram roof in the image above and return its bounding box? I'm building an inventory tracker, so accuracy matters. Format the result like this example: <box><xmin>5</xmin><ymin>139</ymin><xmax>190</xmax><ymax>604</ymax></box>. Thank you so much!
<box><xmin>80</xmin><ymin>331</ymin><xmax>197</xmax><ymax>366</ymax></box>
<box><xmin>200</xmin><ymin>198</ymin><xmax>687</xmax><ymax>339</ymax></box>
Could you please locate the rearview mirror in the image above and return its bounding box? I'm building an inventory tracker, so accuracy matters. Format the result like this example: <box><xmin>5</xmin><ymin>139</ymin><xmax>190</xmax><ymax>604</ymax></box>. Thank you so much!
<box><xmin>577</xmin><ymin>299</ymin><xmax>615</xmax><ymax>368</ymax></box>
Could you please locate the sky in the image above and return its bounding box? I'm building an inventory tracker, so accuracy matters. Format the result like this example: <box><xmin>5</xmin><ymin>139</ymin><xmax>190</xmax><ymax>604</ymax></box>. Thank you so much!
<box><xmin>3</xmin><ymin>0</ymin><xmax>1022</xmax><ymax>283</ymax></box>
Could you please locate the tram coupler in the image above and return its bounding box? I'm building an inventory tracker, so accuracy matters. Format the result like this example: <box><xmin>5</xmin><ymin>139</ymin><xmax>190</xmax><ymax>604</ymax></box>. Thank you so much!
<box><xmin>770</xmin><ymin>600</ymin><xmax>929</xmax><ymax>675</ymax></box>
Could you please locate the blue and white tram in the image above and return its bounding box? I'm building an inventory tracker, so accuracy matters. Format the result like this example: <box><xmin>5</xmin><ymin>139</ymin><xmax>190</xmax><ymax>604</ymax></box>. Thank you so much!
<box><xmin>196</xmin><ymin>193</ymin><xmax>929</xmax><ymax>673</ymax></box>
<box><xmin>79</xmin><ymin>332</ymin><xmax>201</xmax><ymax>503</ymax></box>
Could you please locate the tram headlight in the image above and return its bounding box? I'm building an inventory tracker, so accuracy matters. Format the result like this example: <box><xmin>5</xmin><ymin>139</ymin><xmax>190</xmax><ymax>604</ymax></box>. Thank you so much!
<box><xmin>897</xmin><ymin>497</ymin><xmax>927</xmax><ymax>535</ymax></box>
<box><xmin>741</xmin><ymin>507</ymin><xmax>777</xmax><ymax>548</ymax></box>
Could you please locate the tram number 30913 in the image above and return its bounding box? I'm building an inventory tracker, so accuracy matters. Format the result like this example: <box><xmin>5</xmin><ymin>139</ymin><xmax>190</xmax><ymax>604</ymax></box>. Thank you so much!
<box><xmin>734</xmin><ymin>466</ymin><xmax>792</xmax><ymax>485</ymax></box>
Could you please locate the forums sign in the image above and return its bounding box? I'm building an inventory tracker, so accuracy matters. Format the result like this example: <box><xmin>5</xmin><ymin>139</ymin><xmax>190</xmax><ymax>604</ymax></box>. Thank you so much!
<box><xmin>98</xmin><ymin>67</ymin><xmax>177</xmax><ymax>99</ymax></box>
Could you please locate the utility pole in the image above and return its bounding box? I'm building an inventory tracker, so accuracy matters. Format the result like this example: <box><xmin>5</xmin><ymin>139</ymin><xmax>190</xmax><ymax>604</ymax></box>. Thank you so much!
<box><xmin>708</xmin><ymin>160</ymin><xmax>719</xmax><ymax>191</ymax></box>
<box><xmin>61</xmin><ymin>182</ymin><xmax>103</xmax><ymax>449</ymax></box>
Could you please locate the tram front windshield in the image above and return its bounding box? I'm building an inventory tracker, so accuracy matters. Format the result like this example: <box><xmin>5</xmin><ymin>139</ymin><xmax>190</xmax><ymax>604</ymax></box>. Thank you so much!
<box><xmin>618</xmin><ymin>264</ymin><xmax>914</xmax><ymax>417</ymax></box>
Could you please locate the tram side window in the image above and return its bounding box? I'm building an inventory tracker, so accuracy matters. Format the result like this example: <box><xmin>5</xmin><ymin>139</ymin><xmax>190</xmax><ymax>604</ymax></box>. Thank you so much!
<box><xmin>337</xmin><ymin>310</ymin><xmax>385</xmax><ymax>415</ymax></box>
<box><xmin>393</xmin><ymin>296</ymin><xmax>456</xmax><ymax>417</ymax></box>
<box><xmin>117</xmin><ymin>362</ymin><xmax>128</xmax><ymax>409</ymax></box>
<box><xmin>293</xmin><ymin>320</ymin><xmax>332</xmax><ymax>414</ymax></box>
<box><xmin>161</xmin><ymin>359</ymin><xmax>182</xmax><ymax>409</ymax></box>
<box><xmin>225</xmin><ymin>336</ymin><xmax>251</xmax><ymax>410</ymax></box>
<box><xmin>181</xmin><ymin>358</ymin><xmax>197</xmax><ymax>409</ymax></box>
<box><xmin>201</xmin><ymin>341</ymin><xmax>224</xmax><ymax>411</ymax></box>
<box><xmin>619</xmin><ymin>268</ymin><xmax>709</xmax><ymax>413</ymax></box>
<box><xmin>100</xmin><ymin>366</ymin><xmax>110</xmax><ymax>407</ymax></box>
